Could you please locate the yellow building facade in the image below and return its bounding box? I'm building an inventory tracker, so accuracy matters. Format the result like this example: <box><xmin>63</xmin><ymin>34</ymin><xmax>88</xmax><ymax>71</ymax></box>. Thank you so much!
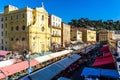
<box><xmin>79</xmin><ymin>28</ymin><xmax>96</xmax><ymax>42</ymax></box>
<box><xmin>49</xmin><ymin>14</ymin><xmax>62</xmax><ymax>48</ymax></box>
<box><xmin>70</xmin><ymin>28</ymin><xmax>82</xmax><ymax>42</ymax></box>
<box><xmin>98</xmin><ymin>30</ymin><xmax>109</xmax><ymax>42</ymax></box>
<box><xmin>61</xmin><ymin>22</ymin><xmax>71</xmax><ymax>47</ymax></box>
<box><xmin>3</xmin><ymin>5</ymin><xmax>51</xmax><ymax>53</ymax></box>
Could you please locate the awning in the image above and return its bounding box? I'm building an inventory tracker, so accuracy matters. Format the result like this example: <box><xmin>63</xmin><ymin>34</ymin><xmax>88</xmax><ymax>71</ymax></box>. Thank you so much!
<box><xmin>72</xmin><ymin>45</ymin><xmax>83</xmax><ymax>51</ymax></box>
<box><xmin>103</xmin><ymin>52</ymin><xmax>112</xmax><ymax>57</ymax></box>
<box><xmin>0</xmin><ymin>50</ymin><xmax>11</xmax><ymax>56</ymax></box>
<box><xmin>92</xmin><ymin>56</ymin><xmax>115</xmax><ymax>69</ymax></box>
<box><xmin>101</xmin><ymin>69</ymin><xmax>119</xmax><ymax>78</ymax></box>
<box><xmin>20</xmin><ymin>54</ymin><xmax>81</xmax><ymax>80</ymax></box>
<box><xmin>81</xmin><ymin>67</ymin><xmax>100</xmax><ymax>77</ymax></box>
<box><xmin>57</xmin><ymin>77</ymin><xmax>70</xmax><ymax>80</ymax></box>
<box><xmin>0</xmin><ymin>59</ymin><xmax>15</xmax><ymax>68</ymax></box>
<box><xmin>81</xmin><ymin>67</ymin><xmax>119</xmax><ymax>79</ymax></box>
<box><xmin>0</xmin><ymin>59</ymin><xmax>39</xmax><ymax>76</ymax></box>
<box><xmin>35</xmin><ymin>50</ymin><xmax>73</xmax><ymax>63</ymax></box>
<box><xmin>100</xmin><ymin>46</ymin><xmax>109</xmax><ymax>52</ymax></box>
<box><xmin>80</xmin><ymin>45</ymin><xmax>96</xmax><ymax>54</ymax></box>
<box><xmin>0</xmin><ymin>50</ymin><xmax>73</xmax><ymax>79</ymax></box>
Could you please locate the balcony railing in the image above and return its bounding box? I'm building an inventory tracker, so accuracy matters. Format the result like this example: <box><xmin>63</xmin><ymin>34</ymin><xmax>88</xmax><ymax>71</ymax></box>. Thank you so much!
<box><xmin>52</xmin><ymin>34</ymin><xmax>61</xmax><ymax>37</ymax></box>
<box><xmin>52</xmin><ymin>26</ymin><xmax>61</xmax><ymax>30</ymax></box>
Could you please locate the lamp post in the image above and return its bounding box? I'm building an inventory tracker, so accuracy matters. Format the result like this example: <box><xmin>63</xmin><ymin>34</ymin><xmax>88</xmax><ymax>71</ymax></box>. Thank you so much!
<box><xmin>26</xmin><ymin>51</ymin><xmax>32</xmax><ymax>74</ymax></box>
<box><xmin>23</xmin><ymin>50</ymin><xmax>32</xmax><ymax>74</ymax></box>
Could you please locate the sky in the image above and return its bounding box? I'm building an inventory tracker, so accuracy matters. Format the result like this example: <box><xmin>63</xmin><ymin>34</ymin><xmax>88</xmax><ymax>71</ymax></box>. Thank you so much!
<box><xmin>0</xmin><ymin>0</ymin><xmax>120</xmax><ymax>23</ymax></box>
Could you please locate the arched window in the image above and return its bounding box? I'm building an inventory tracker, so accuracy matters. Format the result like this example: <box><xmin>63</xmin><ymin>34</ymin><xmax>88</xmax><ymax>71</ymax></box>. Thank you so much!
<box><xmin>16</xmin><ymin>38</ymin><xmax>19</xmax><ymax>41</ymax></box>
<box><xmin>11</xmin><ymin>38</ymin><xmax>13</xmax><ymax>41</ymax></box>
<box><xmin>22</xmin><ymin>26</ymin><xmax>26</xmax><ymax>30</ymax></box>
<box><xmin>42</xmin><ymin>15</ymin><xmax>44</xmax><ymax>21</ymax></box>
<box><xmin>16</xmin><ymin>26</ymin><xmax>19</xmax><ymax>31</ymax></box>
<box><xmin>22</xmin><ymin>37</ymin><xmax>25</xmax><ymax>41</ymax></box>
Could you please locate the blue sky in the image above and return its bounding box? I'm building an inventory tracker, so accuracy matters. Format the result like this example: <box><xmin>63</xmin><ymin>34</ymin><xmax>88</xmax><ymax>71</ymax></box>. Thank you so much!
<box><xmin>0</xmin><ymin>0</ymin><xmax>120</xmax><ymax>23</ymax></box>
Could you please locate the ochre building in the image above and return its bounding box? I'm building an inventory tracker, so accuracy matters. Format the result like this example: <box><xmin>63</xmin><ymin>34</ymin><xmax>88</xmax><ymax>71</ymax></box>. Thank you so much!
<box><xmin>4</xmin><ymin>4</ymin><xmax>50</xmax><ymax>53</ymax></box>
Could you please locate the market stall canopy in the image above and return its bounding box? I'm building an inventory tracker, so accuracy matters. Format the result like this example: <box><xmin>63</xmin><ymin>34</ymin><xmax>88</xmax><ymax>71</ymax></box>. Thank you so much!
<box><xmin>81</xmin><ymin>67</ymin><xmax>100</xmax><ymax>77</ymax></box>
<box><xmin>92</xmin><ymin>56</ymin><xmax>115</xmax><ymax>69</ymax></box>
<box><xmin>81</xmin><ymin>67</ymin><xmax>119</xmax><ymax>79</ymax></box>
<box><xmin>80</xmin><ymin>45</ymin><xmax>96</xmax><ymax>54</ymax></box>
<box><xmin>103</xmin><ymin>52</ymin><xmax>112</xmax><ymax>57</ymax></box>
<box><xmin>20</xmin><ymin>54</ymin><xmax>81</xmax><ymax>80</ymax></box>
<box><xmin>0</xmin><ymin>59</ymin><xmax>15</xmax><ymax>68</ymax></box>
<box><xmin>100</xmin><ymin>46</ymin><xmax>109</xmax><ymax>52</ymax></box>
<box><xmin>0</xmin><ymin>59</ymin><xmax>39</xmax><ymax>77</ymax></box>
<box><xmin>100</xmin><ymin>69</ymin><xmax>119</xmax><ymax>78</ymax></box>
<box><xmin>57</xmin><ymin>77</ymin><xmax>70</xmax><ymax>80</ymax></box>
<box><xmin>0</xmin><ymin>50</ymin><xmax>11</xmax><ymax>56</ymax></box>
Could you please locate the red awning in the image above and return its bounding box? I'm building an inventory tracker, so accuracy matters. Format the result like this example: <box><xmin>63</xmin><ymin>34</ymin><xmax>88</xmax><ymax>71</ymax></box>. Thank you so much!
<box><xmin>0</xmin><ymin>59</ymin><xmax>39</xmax><ymax>78</ymax></box>
<box><xmin>100</xmin><ymin>46</ymin><xmax>109</xmax><ymax>52</ymax></box>
<box><xmin>0</xmin><ymin>51</ymin><xmax>11</xmax><ymax>56</ymax></box>
<box><xmin>103</xmin><ymin>52</ymin><xmax>112</xmax><ymax>57</ymax></box>
<box><xmin>92</xmin><ymin>56</ymin><xmax>115</xmax><ymax>69</ymax></box>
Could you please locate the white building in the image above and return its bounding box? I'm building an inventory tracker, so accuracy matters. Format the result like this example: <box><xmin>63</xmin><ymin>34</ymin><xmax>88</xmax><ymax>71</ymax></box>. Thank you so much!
<box><xmin>110</xmin><ymin>30</ymin><xmax>120</xmax><ymax>40</ymax></box>
<box><xmin>0</xmin><ymin>13</ymin><xmax>4</xmax><ymax>50</ymax></box>
<box><xmin>49</xmin><ymin>14</ymin><xmax>62</xmax><ymax>47</ymax></box>
<box><xmin>113</xmin><ymin>31</ymin><xmax>120</xmax><ymax>40</ymax></box>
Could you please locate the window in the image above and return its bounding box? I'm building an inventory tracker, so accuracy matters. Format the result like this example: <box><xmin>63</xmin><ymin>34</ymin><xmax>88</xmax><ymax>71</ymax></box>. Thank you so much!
<box><xmin>33</xmin><ymin>37</ymin><xmax>35</xmax><ymax>40</ymax></box>
<box><xmin>11</xmin><ymin>38</ymin><xmax>13</xmax><ymax>41</ymax></box>
<box><xmin>1</xmin><ymin>24</ymin><xmax>3</xmax><ymax>29</ymax></box>
<box><xmin>16</xmin><ymin>26</ymin><xmax>19</xmax><ymax>31</ymax></box>
<box><xmin>1</xmin><ymin>39</ymin><xmax>3</xmax><ymax>44</ymax></box>
<box><xmin>5</xmin><ymin>41</ymin><xmax>7</xmax><ymax>44</ymax></box>
<box><xmin>22</xmin><ymin>13</ymin><xmax>25</xmax><ymax>18</ymax></box>
<box><xmin>42</xmin><ymin>15</ymin><xmax>44</xmax><ymax>21</ymax></box>
<box><xmin>53</xmin><ymin>31</ymin><xmax>55</xmax><ymax>35</ymax></box>
<box><xmin>11</xmin><ymin>16</ymin><xmax>13</xmax><ymax>20</ymax></box>
<box><xmin>41</xmin><ymin>26</ymin><xmax>45</xmax><ymax>32</ymax></box>
<box><xmin>22</xmin><ymin>37</ymin><xmax>25</xmax><ymax>41</ymax></box>
<box><xmin>16</xmin><ymin>38</ymin><xmax>19</xmax><ymax>41</ymax></box>
<box><xmin>22</xmin><ymin>26</ymin><xmax>26</xmax><ymax>30</ymax></box>
<box><xmin>16</xmin><ymin>15</ymin><xmax>18</xmax><ymax>19</ymax></box>
<box><xmin>5</xmin><ymin>31</ymin><xmax>7</xmax><ymax>36</ymax></box>
<box><xmin>11</xmin><ymin>27</ymin><xmax>13</xmax><ymax>31</ymax></box>
<box><xmin>5</xmin><ymin>17</ymin><xmax>7</xmax><ymax>21</ymax></box>
<box><xmin>1</xmin><ymin>46</ymin><xmax>3</xmax><ymax>50</ymax></box>
<box><xmin>1</xmin><ymin>32</ymin><xmax>3</xmax><ymax>36</ymax></box>
<box><xmin>53</xmin><ymin>22</ymin><xmax>55</xmax><ymax>26</ymax></box>
<box><xmin>1</xmin><ymin>17</ymin><xmax>3</xmax><ymax>21</ymax></box>
<box><xmin>5</xmin><ymin>23</ymin><xmax>7</xmax><ymax>28</ymax></box>
<box><xmin>5</xmin><ymin>48</ymin><xmax>7</xmax><ymax>50</ymax></box>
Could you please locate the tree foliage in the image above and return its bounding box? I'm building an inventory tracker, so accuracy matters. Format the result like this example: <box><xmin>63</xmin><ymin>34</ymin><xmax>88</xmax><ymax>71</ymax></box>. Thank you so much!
<box><xmin>68</xmin><ymin>18</ymin><xmax>120</xmax><ymax>30</ymax></box>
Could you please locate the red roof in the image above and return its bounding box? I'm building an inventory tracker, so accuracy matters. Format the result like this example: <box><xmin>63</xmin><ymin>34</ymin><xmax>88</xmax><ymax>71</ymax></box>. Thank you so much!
<box><xmin>0</xmin><ymin>59</ymin><xmax>39</xmax><ymax>79</ymax></box>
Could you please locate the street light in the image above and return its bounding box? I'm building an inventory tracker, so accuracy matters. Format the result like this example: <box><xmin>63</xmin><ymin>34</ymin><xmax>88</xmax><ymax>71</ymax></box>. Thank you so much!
<box><xmin>26</xmin><ymin>51</ymin><xmax>32</xmax><ymax>74</ymax></box>
<box><xmin>23</xmin><ymin>50</ymin><xmax>32</xmax><ymax>74</ymax></box>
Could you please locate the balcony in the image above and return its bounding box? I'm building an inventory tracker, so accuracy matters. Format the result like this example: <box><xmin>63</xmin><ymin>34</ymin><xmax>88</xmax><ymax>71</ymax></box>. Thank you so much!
<box><xmin>52</xmin><ymin>26</ymin><xmax>61</xmax><ymax>30</ymax></box>
<box><xmin>52</xmin><ymin>34</ymin><xmax>61</xmax><ymax>37</ymax></box>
